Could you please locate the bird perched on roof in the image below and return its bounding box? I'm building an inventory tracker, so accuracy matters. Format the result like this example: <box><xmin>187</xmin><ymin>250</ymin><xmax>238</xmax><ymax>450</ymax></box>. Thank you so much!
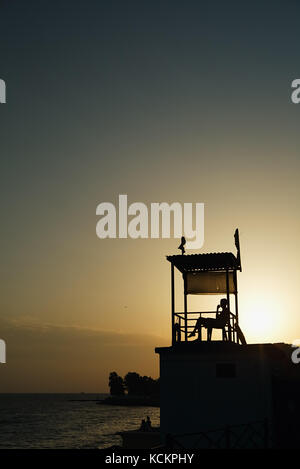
<box><xmin>178</xmin><ymin>236</ymin><xmax>186</xmax><ymax>255</ymax></box>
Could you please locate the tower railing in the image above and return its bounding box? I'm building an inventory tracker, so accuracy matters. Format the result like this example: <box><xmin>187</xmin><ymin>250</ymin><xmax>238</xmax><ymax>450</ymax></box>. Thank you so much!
<box><xmin>164</xmin><ymin>418</ymin><xmax>269</xmax><ymax>449</ymax></box>
<box><xmin>173</xmin><ymin>311</ymin><xmax>238</xmax><ymax>343</ymax></box>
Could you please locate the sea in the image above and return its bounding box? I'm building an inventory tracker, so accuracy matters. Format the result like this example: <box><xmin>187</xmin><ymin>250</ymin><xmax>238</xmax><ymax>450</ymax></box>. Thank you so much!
<box><xmin>0</xmin><ymin>394</ymin><xmax>160</xmax><ymax>449</ymax></box>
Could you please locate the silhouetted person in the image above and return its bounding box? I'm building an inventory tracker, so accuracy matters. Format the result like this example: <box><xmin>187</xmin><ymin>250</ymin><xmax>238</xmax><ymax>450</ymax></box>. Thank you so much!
<box><xmin>140</xmin><ymin>419</ymin><xmax>147</xmax><ymax>431</ymax></box>
<box><xmin>178</xmin><ymin>236</ymin><xmax>186</xmax><ymax>255</ymax></box>
<box><xmin>146</xmin><ymin>416</ymin><xmax>152</xmax><ymax>430</ymax></box>
<box><xmin>188</xmin><ymin>298</ymin><xmax>230</xmax><ymax>341</ymax></box>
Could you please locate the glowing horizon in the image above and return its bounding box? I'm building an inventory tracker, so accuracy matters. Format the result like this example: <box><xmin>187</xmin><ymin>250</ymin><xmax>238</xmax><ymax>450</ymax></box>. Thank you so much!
<box><xmin>1</xmin><ymin>0</ymin><xmax>300</xmax><ymax>392</ymax></box>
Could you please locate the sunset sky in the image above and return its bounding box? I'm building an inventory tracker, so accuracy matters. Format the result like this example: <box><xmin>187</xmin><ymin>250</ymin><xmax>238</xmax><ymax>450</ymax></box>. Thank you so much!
<box><xmin>1</xmin><ymin>0</ymin><xmax>300</xmax><ymax>392</ymax></box>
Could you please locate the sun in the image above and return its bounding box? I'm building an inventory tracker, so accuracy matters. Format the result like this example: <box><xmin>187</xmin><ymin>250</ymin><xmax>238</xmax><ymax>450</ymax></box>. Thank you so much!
<box><xmin>240</xmin><ymin>294</ymin><xmax>283</xmax><ymax>343</ymax></box>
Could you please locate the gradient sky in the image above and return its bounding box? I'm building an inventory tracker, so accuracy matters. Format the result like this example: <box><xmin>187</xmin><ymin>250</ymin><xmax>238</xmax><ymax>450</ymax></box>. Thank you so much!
<box><xmin>1</xmin><ymin>0</ymin><xmax>300</xmax><ymax>392</ymax></box>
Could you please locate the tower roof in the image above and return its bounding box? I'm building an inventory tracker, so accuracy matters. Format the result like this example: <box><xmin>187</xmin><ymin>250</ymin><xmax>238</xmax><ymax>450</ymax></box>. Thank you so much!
<box><xmin>166</xmin><ymin>252</ymin><xmax>240</xmax><ymax>273</ymax></box>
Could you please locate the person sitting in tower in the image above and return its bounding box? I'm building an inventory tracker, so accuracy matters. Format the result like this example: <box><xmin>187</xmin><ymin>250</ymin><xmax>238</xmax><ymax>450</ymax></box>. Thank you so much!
<box><xmin>188</xmin><ymin>298</ymin><xmax>231</xmax><ymax>341</ymax></box>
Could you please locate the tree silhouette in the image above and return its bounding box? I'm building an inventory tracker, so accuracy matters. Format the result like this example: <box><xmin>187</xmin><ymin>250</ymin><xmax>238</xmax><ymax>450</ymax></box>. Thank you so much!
<box><xmin>108</xmin><ymin>371</ymin><xmax>159</xmax><ymax>397</ymax></box>
<box><xmin>124</xmin><ymin>372</ymin><xmax>141</xmax><ymax>395</ymax></box>
<box><xmin>108</xmin><ymin>371</ymin><xmax>125</xmax><ymax>396</ymax></box>
<box><xmin>124</xmin><ymin>372</ymin><xmax>159</xmax><ymax>396</ymax></box>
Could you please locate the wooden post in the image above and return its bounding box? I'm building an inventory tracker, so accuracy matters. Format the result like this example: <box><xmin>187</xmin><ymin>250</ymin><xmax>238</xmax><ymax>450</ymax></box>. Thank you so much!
<box><xmin>199</xmin><ymin>313</ymin><xmax>202</xmax><ymax>341</ymax></box>
<box><xmin>171</xmin><ymin>262</ymin><xmax>175</xmax><ymax>345</ymax></box>
<box><xmin>226</xmin><ymin>269</ymin><xmax>232</xmax><ymax>342</ymax></box>
<box><xmin>184</xmin><ymin>273</ymin><xmax>188</xmax><ymax>341</ymax></box>
<box><xmin>234</xmin><ymin>269</ymin><xmax>239</xmax><ymax>344</ymax></box>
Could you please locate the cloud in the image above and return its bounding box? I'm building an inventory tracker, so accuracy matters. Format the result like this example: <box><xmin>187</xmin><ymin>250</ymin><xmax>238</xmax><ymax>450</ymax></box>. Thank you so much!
<box><xmin>0</xmin><ymin>317</ymin><xmax>168</xmax><ymax>392</ymax></box>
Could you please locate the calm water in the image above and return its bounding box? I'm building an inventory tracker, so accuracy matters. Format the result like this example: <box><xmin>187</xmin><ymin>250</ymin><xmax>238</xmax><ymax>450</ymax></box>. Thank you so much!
<box><xmin>0</xmin><ymin>394</ymin><xmax>160</xmax><ymax>449</ymax></box>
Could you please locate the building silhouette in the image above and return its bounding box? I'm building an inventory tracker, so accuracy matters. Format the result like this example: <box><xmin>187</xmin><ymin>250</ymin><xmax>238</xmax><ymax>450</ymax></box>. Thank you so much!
<box><xmin>155</xmin><ymin>230</ymin><xmax>300</xmax><ymax>448</ymax></box>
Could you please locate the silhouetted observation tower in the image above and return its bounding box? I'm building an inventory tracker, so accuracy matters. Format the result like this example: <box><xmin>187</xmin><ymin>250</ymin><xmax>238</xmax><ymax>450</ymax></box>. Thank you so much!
<box><xmin>155</xmin><ymin>231</ymin><xmax>300</xmax><ymax>448</ymax></box>
<box><xmin>167</xmin><ymin>229</ymin><xmax>246</xmax><ymax>345</ymax></box>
